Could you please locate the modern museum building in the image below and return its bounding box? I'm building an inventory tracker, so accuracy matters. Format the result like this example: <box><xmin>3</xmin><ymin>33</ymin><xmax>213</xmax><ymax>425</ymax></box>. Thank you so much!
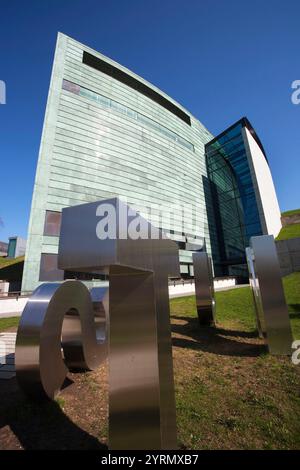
<box><xmin>21</xmin><ymin>32</ymin><xmax>282</xmax><ymax>292</ymax></box>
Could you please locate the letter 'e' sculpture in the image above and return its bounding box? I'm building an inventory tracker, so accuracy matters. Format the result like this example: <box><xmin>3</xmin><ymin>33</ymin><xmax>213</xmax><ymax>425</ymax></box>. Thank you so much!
<box><xmin>15</xmin><ymin>198</ymin><xmax>180</xmax><ymax>450</ymax></box>
<box><xmin>246</xmin><ymin>235</ymin><xmax>293</xmax><ymax>355</ymax></box>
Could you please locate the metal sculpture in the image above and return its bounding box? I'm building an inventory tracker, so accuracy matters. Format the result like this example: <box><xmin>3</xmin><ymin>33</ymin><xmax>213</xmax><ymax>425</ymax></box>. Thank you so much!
<box><xmin>58</xmin><ymin>198</ymin><xmax>180</xmax><ymax>450</ymax></box>
<box><xmin>15</xmin><ymin>281</ymin><xmax>108</xmax><ymax>399</ymax></box>
<box><xmin>16</xmin><ymin>197</ymin><xmax>180</xmax><ymax>450</ymax></box>
<box><xmin>246</xmin><ymin>235</ymin><xmax>293</xmax><ymax>355</ymax></box>
<box><xmin>192</xmin><ymin>252</ymin><xmax>216</xmax><ymax>326</ymax></box>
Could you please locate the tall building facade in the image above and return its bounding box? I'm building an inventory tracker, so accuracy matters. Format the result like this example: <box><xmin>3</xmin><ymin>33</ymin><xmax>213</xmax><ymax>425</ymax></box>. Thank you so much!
<box><xmin>205</xmin><ymin>118</ymin><xmax>282</xmax><ymax>277</ymax></box>
<box><xmin>22</xmin><ymin>33</ymin><xmax>282</xmax><ymax>292</ymax></box>
<box><xmin>22</xmin><ymin>33</ymin><xmax>214</xmax><ymax>292</ymax></box>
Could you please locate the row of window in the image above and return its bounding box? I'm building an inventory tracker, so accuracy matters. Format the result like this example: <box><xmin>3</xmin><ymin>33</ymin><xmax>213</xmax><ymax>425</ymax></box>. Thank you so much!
<box><xmin>39</xmin><ymin>253</ymin><xmax>107</xmax><ymax>282</ymax></box>
<box><xmin>44</xmin><ymin>210</ymin><xmax>206</xmax><ymax>243</ymax></box>
<box><xmin>82</xmin><ymin>51</ymin><xmax>192</xmax><ymax>126</ymax></box>
<box><xmin>39</xmin><ymin>252</ymin><xmax>195</xmax><ymax>282</ymax></box>
<box><xmin>62</xmin><ymin>79</ymin><xmax>194</xmax><ymax>152</ymax></box>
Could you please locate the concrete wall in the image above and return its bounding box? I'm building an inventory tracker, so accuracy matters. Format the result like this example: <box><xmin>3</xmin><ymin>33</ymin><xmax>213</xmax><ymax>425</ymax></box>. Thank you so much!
<box><xmin>281</xmin><ymin>214</ymin><xmax>300</xmax><ymax>227</ymax></box>
<box><xmin>0</xmin><ymin>297</ymin><xmax>28</xmax><ymax>316</ymax></box>
<box><xmin>276</xmin><ymin>237</ymin><xmax>300</xmax><ymax>276</ymax></box>
<box><xmin>0</xmin><ymin>277</ymin><xmax>238</xmax><ymax>315</ymax></box>
<box><xmin>0</xmin><ymin>282</ymin><xmax>9</xmax><ymax>296</ymax></box>
<box><xmin>243</xmin><ymin>127</ymin><xmax>282</xmax><ymax>238</ymax></box>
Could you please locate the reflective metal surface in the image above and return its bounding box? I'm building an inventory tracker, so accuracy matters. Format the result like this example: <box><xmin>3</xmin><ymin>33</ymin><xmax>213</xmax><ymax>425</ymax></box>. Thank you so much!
<box><xmin>245</xmin><ymin>246</ymin><xmax>264</xmax><ymax>338</ymax></box>
<box><xmin>58</xmin><ymin>198</ymin><xmax>180</xmax><ymax>450</ymax></box>
<box><xmin>192</xmin><ymin>252</ymin><xmax>216</xmax><ymax>326</ymax></box>
<box><xmin>246</xmin><ymin>235</ymin><xmax>293</xmax><ymax>355</ymax></box>
<box><xmin>15</xmin><ymin>281</ymin><xmax>108</xmax><ymax>399</ymax></box>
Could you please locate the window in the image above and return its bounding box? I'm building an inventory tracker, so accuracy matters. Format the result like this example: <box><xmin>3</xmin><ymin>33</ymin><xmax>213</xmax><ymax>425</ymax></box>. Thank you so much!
<box><xmin>39</xmin><ymin>254</ymin><xmax>64</xmax><ymax>282</ymax></box>
<box><xmin>82</xmin><ymin>51</ymin><xmax>191</xmax><ymax>125</ymax></box>
<box><xmin>205</xmin><ymin>121</ymin><xmax>263</xmax><ymax>277</ymax></box>
<box><xmin>7</xmin><ymin>238</ymin><xmax>16</xmax><ymax>258</ymax></box>
<box><xmin>44</xmin><ymin>211</ymin><xmax>62</xmax><ymax>236</ymax></box>
<box><xmin>62</xmin><ymin>79</ymin><xmax>194</xmax><ymax>152</ymax></box>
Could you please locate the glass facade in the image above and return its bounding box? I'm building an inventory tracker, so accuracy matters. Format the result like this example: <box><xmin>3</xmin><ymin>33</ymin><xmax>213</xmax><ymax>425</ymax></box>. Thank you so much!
<box><xmin>205</xmin><ymin>121</ymin><xmax>263</xmax><ymax>278</ymax></box>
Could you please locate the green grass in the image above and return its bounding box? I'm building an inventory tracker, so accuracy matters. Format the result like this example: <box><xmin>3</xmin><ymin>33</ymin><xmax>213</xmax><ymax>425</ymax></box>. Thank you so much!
<box><xmin>171</xmin><ymin>272</ymin><xmax>300</xmax><ymax>449</ymax></box>
<box><xmin>0</xmin><ymin>274</ymin><xmax>299</xmax><ymax>449</ymax></box>
<box><xmin>276</xmin><ymin>223</ymin><xmax>300</xmax><ymax>241</ymax></box>
<box><xmin>175</xmin><ymin>353</ymin><xmax>300</xmax><ymax>449</ymax></box>
<box><xmin>170</xmin><ymin>288</ymin><xmax>256</xmax><ymax>331</ymax></box>
<box><xmin>276</xmin><ymin>208</ymin><xmax>300</xmax><ymax>240</ymax></box>
<box><xmin>0</xmin><ymin>316</ymin><xmax>20</xmax><ymax>331</ymax></box>
<box><xmin>170</xmin><ymin>272</ymin><xmax>300</xmax><ymax>339</ymax></box>
<box><xmin>283</xmin><ymin>272</ymin><xmax>300</xmax><ymax>339</ymax></box>
<box><xmin>216</xmin><ymin>272</ymin><xmax>300</xmax><ymax>338</ymax></box>
<box><xmin>0</xmin><ymin>255</ymin><xmax>24</xmax><ymax>269</ymax></box>
<box><xmin>281</xmin><ymin>208</ymin><xmax>300</xmax><ymax>217</ymax></box>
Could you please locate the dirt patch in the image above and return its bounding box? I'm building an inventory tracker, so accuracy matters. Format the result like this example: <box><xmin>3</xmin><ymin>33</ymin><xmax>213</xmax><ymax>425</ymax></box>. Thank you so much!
<box><xmin>0</xmin><ymin>362</ymin><xmax>108</xmax><ymax>450</ymax></box>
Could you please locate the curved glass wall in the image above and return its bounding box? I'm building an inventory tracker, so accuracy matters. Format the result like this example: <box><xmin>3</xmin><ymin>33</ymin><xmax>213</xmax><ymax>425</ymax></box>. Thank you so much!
<box><xmin>205</xmin><ymin>120</ymin><xmax>263</xmax><ymax>278</ymax></box>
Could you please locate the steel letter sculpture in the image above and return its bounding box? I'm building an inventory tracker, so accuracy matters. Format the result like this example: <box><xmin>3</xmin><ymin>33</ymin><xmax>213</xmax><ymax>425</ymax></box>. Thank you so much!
<box><xmin>15</xmin><ymin>281</ymin><xmax>108</xmax><ymax>399</ymax></box>
<box><xmin>16</xmin><ymin>198</ymin><xmax>180</xmax><ymax>450</ymax></box>
<box><xmin>246</xmin><ymin>235</ymin><xmax>293</xmax><ymax>355</ymax></box>
<box><xmin>58</xmin><ymin>198</ymin><xmax>180</xmax><ymax>449</ymax></box>
<box><xmin>192</xmin><ymin>252</ymin><xmax>216</xmax><ymax>326</ymax></box>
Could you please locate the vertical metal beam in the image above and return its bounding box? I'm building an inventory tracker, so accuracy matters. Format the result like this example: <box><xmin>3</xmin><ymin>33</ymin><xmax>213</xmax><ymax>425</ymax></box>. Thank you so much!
<box><xmin>192</xmin><ymin>252</ymin><xmax>216</xmax><ymax>326</ymax></box>
<box><xmin>109</xmin><ymin>267</ymin><xmax>161</xmax><ymax>449</ymax></box>
<box><xmin>246</xmin><ymin>235</ymin><xmax>293</xmax><ymax>355</ymax></box>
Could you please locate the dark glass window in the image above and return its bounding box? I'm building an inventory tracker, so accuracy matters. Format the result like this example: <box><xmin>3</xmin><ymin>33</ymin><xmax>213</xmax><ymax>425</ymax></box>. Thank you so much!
<box><xmin>44</xmin><ymin>211</ymin><xmax>61</xmax><ymax>236</ymax></box>
<box><xmin>7</xmin><ymin>238</ymin><xmax>16</xmax><ymax>258</ymax></box>
<box><xmin>205</xmin><ymin>120</ymin><xmax>263</xmax><ymax>278</ymax></box>
<box><xmin>39</xmin><ymin>253</ymin><xmax>107</xmax><ymax>282</ymax></box>
<box><xmin>39</xmin><ymin>254</ymin><xmax>64</xmax><ymax>281</ymax></box>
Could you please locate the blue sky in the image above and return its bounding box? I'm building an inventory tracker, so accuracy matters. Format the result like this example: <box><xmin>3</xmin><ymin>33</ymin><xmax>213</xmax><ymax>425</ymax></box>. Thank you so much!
<box><xmin>0</xmin><ymin>0</ymin><xmax>299</xmax><ymax>242</ymax></box>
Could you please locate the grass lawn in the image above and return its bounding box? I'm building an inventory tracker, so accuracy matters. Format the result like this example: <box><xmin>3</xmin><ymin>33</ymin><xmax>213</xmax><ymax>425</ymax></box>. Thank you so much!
<box><xmin>0</xmin><ymin>316</ymin><xmax>20</xmax><ymax>332</ymax></box>
<box><xmin>171</xmin><ymin>272</ymin><xmax>300</xmax><ymax>449</ymax></box>
<box><xmin>276</xmin><ymin>223</ymin><xmax>300</xmax><ymax>241</ymax></box>
<box><xmin>0</xmin><ymin>256</ymin><xmax>24</xmax><ymax>269</ymax></box>
<box><xmin>170</xmin><ymin>272</ymin><xmax>300</xmax><ymax>338</ymax></box>
<box><xmin>0</xmin><ymin>273</ymin><xmax>299</xmax><ymax>449</ymax></box>
<box><xmin>281</xmin><ymin>208</ymin><xmax>300</xmax><ymax>217</ymax></box>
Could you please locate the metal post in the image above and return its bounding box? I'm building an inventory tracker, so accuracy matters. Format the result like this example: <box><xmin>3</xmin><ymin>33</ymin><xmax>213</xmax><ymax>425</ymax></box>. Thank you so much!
<box><xmin>246</xmin><ymin>235</ymin><xmax>293</xmax><ymax>355</ymax></box>
<box><xmin>192</xmin><ymin>252</ymin><xmax>216</xmax><ymax>326</ymax></box>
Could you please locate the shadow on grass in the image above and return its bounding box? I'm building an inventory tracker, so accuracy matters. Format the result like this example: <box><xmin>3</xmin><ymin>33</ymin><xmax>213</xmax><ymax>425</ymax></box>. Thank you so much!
<box><xmin>171</xmin><ymin>315</ymin><xmax>266</xmax><ymax>358</ymax></box>
<box><xmin>0</xmin><ymin>378</ymin><xmax>107</xmax><ymax>450</ymax></box>
<box><xmin>288</xmin><ymin>305</ymin><xmax>300</xmax><ymax>315</ymax></box>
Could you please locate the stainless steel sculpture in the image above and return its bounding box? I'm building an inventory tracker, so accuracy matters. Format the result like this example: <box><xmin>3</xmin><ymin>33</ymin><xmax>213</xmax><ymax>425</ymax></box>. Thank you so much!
<box><xmin>246</xmin><ymin>235</ymin><xmax>293</xmax><ymax>355</ymax></box>
<box><xmin>192</xmin><ymin>252</ymin><xmax>216</xmax><ymax>326</ymax></box>
<box><xmin>57</xmin><ymin>198</ymin><xmax>180</xmax><ymax>449</ymax></box>
<box><xmin>16</xmin><ymin>197</ymin><xmax>179</xmax><ymax>450</ymax></box>
<box><xmin>15</xmin><ymin>281</ymin><xmax>108</xmax><ymax>399</ymax></box>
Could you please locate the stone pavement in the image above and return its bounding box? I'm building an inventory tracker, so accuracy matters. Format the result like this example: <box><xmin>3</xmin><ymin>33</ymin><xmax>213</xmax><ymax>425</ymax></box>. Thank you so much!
<box><xmin>0</xmin><ymin>332</ymin><xmax>16</xmax><ymax>379</ymax></box>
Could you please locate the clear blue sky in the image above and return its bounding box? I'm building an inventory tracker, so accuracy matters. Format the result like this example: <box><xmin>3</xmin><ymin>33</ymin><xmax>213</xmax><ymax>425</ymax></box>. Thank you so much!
<box><xmin>0</xmin><ymin>0</ymin><xmax>299</xmax><ymax>242</ymax></box>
